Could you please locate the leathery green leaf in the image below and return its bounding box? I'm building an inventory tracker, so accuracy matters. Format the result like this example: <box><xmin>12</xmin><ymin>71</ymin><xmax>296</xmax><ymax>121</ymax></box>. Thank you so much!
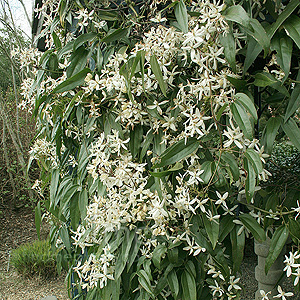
<box><xmin>174</xmin><ymin>0</ymin><xmax>189</xmax><ymax>33</ymax></box>
<box><xmin>261</xmin><ymin>116</ymin><xmax>282</xmax><ymax>154</ymax></box>
<box><xmin>265</xmin><ymin>225</ymin><xmax>289</xmax><ymax>274</ymax></box>
<box><xmin>101</xmin><ymin>27</ymin><xmax>129</xmax><ymax>43</ymax></box>
<box><xmin>282</xmin><ymin>118</ymin><xmax>300</xmax><ymax>151</ymax></box>
<box><xmin>230</xmin><ymin>102</ymin><xmax>253</xmax><ymax>139</ymax></box>
<box><xmin>181</xmin><ymin>270</ymin><xmax>196</xmax><ymax>300</ymax></box>
<box><xmin>239</xmin><ymin>214</ymin><xmax>265</xmax><ymax>242</ymax></box>
<box><xmin>235</xmin><ymin>93</ymin><xmax>258</xmax><ymax>121</ymax></box>
<box><xmin>153</xmin><ymin>138</ymin><xmax>200</xmax><ymax>168</ymax></box>
<box><xmin>245</xmin><ymin>148</ymin><xmax>263</xmax><ymax>175</ymax></box>
<box><xmin>152</xmin><ymin>243</ymin><xmax>167</xmax><ymax>269</ymax></box>
<box><xmin>150</xmin><ymin>54</ymin><xmax>167</xmax><ymax>97</ymax></box>
<box><xmin>202</xmin><ymin>205</ymin><xmax>219</xmax><ymax>249</ymax></box>
<box><xmin>283</xmin><ymin>15</ymin><xmax>300</xmax><ymax>49</ymax></box>
<box><xmin>35</xmin><ymin>201</ymin><xmax>41</xmax><ymax>240</ymax></box>
<box><xmin>150</xmin><ymin>162</ymin><xmax>183</xmax><ymax>178</ymax></box>
<box><xmin>167</xmin><ymin>270</ymin><xmax>179</xmax><ymax>299</ymax></box>
<box><xmin>219</xmin><ymin>29</ymin><xmax>236</xmax><ymax>72</ymax></box>
<box><xmin>244</xmin><ymin>158</ymin><xmax>256</xmax><ymax>203</ymax></box>
<box><xmin>230</xmin><ymin>226</ymin><xmax>245</xmax><ymax>273</ymax></box>
<box><xmin>223</xmin><ymin>5</ymin><xmax>250</xmax><ymax>27</ymax></box>
<box><xmin>138</xmin><ymin>270</ymin><xmax>155</xmax><ymax>298</ymax></box>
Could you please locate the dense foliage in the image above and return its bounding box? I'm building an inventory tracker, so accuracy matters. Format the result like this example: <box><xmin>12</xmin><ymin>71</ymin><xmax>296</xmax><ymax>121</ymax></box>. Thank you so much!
<box><xmin>22</xmin><ymin>0</ymin><xmax>300</xmax><ymax>299</ymax></box>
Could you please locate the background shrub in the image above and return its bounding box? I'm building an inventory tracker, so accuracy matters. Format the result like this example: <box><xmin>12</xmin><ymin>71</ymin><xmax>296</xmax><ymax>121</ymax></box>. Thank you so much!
<box><xmin>10</xmin><ymin>239</ymin><xmax>57</xmax><ymax>278</ymax></box>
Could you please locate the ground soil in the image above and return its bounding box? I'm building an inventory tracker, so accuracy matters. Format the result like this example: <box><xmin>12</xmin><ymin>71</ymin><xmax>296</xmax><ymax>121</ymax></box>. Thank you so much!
<box><xmin>0</xmin><ymin>202</ymin><xmax>69</xmax><ymax>300</ymax></box>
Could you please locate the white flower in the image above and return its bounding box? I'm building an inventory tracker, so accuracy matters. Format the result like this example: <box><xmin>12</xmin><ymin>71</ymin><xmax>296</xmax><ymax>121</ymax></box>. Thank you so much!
<box><xmin>292</xmin><ymin>200</ymin><xmax>300</xmax><ymax>220</ymax></box>
<box><xmin>215</xmin><ymin>191</ymin><xmax>229</xmax><ymax>209</ymax></box>
<box><xmin>260</xmin><ymin>290</ymin><xmax>271</xmax><ymax>300</ymax></box>
<box><xmin>274</xmin><ymin>286</ymin><xmax>293</xmax><ymax>299</ymax></box>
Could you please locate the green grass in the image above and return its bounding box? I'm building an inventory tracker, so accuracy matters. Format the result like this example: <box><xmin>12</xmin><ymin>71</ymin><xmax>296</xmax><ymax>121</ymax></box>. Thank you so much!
<box><xmin>10</xmin><ymin>239</ymin><xmax>57</xmax><ymax>278</ymax></box>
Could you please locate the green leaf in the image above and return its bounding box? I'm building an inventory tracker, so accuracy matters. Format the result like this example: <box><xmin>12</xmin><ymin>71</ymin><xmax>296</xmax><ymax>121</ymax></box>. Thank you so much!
<box><xmin>284</xmin><ymin>71</ymin><xmax>300</xmax><ymax>121</ymax></box>
<box><xmin>239</xmin><ymin>214</ymin><xmax>265</xmax><ymax>242</ymax></box>
<box><xmin>271</xmin><ymin>33</ymin><xmax>293</xmax><ymax>82</ymax></box>
<box><xmin>282</xmin><ymin>118</ymin><xmax>300</xmax><ymax>151</ymax></box>
<box><xmin>235</xmin><ymin>92</ymin><xmax>258</xmax><ymax>121</ymax></box>
<box><xmin>150</xmin><ymin>162</ymin><xmax>183</xmax><ymax>178</ymax></box>
<box><xmin>140</xmin><ymin>130</ymin><xmax>154</xmax><ymax>162</ymax></box>
<box><xmin>73</xmin><ymin>32</ymin><xmax>98</xmax><ymax>50</ymax></box>
<box><xmin>244</xmin><ymin>19</ymin><xmax>270</xmax><ymax>55</ymax></box>
<box><xmin>115</xmin><ymin>230</ymin><xmax>136</xmax><ymax>280</ymax></box>
<box><xmin>130</xmin><ymin>125</ymin><xmax>143</xmax><ymax>159</ymax></box>
<box><xmin>230</xmin><ymin>226</ymin><xmax>245</xmax><ymax>273</ymax></box>
<box><xmin>289</xmin><ymin>218</ymin><xmax>300</xmax><ymax>240</ymax></box>
<box><xmin>269</xmin><ymin>0</ymin><xmax>300</xmax><ymax>38</ymax></box>
<box><xmin>226</xmin><ymin>76</ymin><xmax>246</xmax><ymax>91</ymax></box>
<box><xmin>52</xmin><ymin>32</ymin><xmax>62</xmax><ymax>49</ymax></box>
<box><xmin>154</xmin><ymin>138</ymin><xmax>200</xmax><ymax>168</ymax></box>
<box><xmin>59</xmin><ymin>224</ymin><xmax>71</xmax><ymax>253</ymax></box>
<box><xmin>181</xmin><ymin>270</ymin><xmax>196</xmax><ymax>300</ymax></box>
<box><xmin>219</xmin><ymin>215</ymin><xmax>235</xmax><ymax>242</ymax></box>
<box><xmin>244</xmin><ymin>158</ymin><xmax>256</xmax><ymax>203</ymax></box>
<box><xmin>199</xmin><ymin>161</ymin><xmax>212</xmax><ymax>184</ymax></box>
<box><xmin>70</xmin><ymin>191</ymin><xmax>80</xmax><ymax>230</ymax></box>
<box><xmin>265</xmin><ymin>225</ymin><xmax>289</xmax><ymax>274</ymax></box>
<box><xmin>138</xmin><ymin>270</ymin><xmax>155</xmax><ymax>298</ymax></box>
<box><xmin>223</xmin><ymin>5</ymin><xmax>250</xmax><ymax>27</ymax></box>
<box><xmin>245</xmin><ymin>148</ymin><xmax>263</xmax><ymax>175</ymax></box>
<box><xmin>53</xmin><ymin>68</ymin><xmax>90</xmax><ymax>94</ymax></box>
<box><xmin>66</xmin><ymin>46</ymin><xmax>89</xmax><ymax>78</ymax></box>
<box><xmin>202</xmin><ymin>206</ymin><xmax>219</xmax><ymax>249</ymax></box>
<box><xmin>230</xmin><ymin>102</ymin><xmax>253</xmax><ymax>139</ymax></box>
<box><xmin>219</xmin><ymin>152</ymin><xmax>240</xmax><ymax>181</ymax></box>
<box><xmin>283</xmin><ymin>15</ymin><xmax>300</xmax><ymax>49</ymax></box>
<box><xmin>174</xmin><ymin>0</ymin><xmax>189</xmax><ymax>33</ymax></box>
<box><xmin>219</xmin><ymin>29</ymin><xmax>236</xmax><ymax>72</ymax></box>
<box><xmin>167</xmin><ymin>270</ymin><xmax>179</xmax><ymax>299</ymax></box>
<box><xmin>35</xmin><ymin>201</ymin><xmax>41</xmax><ymax>240</ymax></box>
<box><xmin>261</xmin><ymin>116</ymin><xmax>282</xmax><ymax>154</ymax></box>
<box><xmin>254</xmin><ymin>72</ymin><xmax>277</xmax><ymax>87</ymax></box>
<box><xmin>50</xmin><ymin>169</ymin><xmax>60</xmax><ymax>204</ymax></box>
<box><xmin>101</xmin><ymin>27</ymin><xmax>129</xmax><ymax>43</ymax></box>
<box><xmin>78</xmin><ymin>189</ymin><xmax>88</xmax><ymax>221</ymax></box>
<box><xmin>150</xmin><ymin>54</ymin><xmax>167</xmax><ymax>97</ymax></box>
<box><xmin>243</xmin><ymin>37</ymin><xmax>262</xmax><ymax>74</ymax></box>
<box><xmin>152</xmin><ymin>244</ymin><xmax>167</xmax><ymax>269</ymax></box>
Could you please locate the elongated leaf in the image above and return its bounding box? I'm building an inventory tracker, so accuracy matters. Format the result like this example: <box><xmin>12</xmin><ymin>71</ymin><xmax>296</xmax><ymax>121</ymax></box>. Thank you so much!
<box><xmin>74</xmin><ymin>32</ymin><xmax>98</xmax><ymax>50</ymax></box>
<box><xmin>35</xmin><ymin>201</ymin><xmax>41</xmax><ymax>240</ymax></box>
<box><xmin>265</xmin><ymin>225</ymin><xmax>289</xmax><ymax>274</ymax></box>
<box><xmin>269</xmin><ymin>0</ymin><xmax>300</xmax><ymax>38</ymax></box>
<box><xmin>261</xmin><ymin>116</ymin><xmax>282</xmax><ymax>154</ymax></box>
<box><xmin>174</xmin><ymin>0</ymin><xmax>188</xmax><ymax>33</ymax></box>
<box><xmin>154</xmin><ymin>138</ymin><xmax>200</xmax><ymax>168</ymax></box>
<box><xmin>244</xmin><ymin>158</ymin><xmax>256</xmax><ymax>203</ymax></box>
<box><xmin>230</xmin><ymin>102</ymin><xmax>253</xmax><ymax>139</ymax></box>
<box><xmin>78</xmin><ymin>189</ymin><xmax>88</xmax><ymax>221</ymax></box>
<box><xmin>202</xmin><ymin>208</ymin><xmax>219</xmax><ymax>249</ymax></box>
<box><xmin>219</xmin><ymin>215</ymin><xmax>235</xmax><ymax>242</ymax></box>
<box><xmin>289</xmin><ymin>217</ymin><xmax>300</xmax><ymax>240</ymax></box>
<box><xmin>235</xmin><ymin>92</ymin><xmax>258</xmax><ymax>121</ymax></box>
<box><xmin>226</xmin><ymin>76</ymin><xmax>246</xmax><ymax>91</ymax></box>
<box><xmin>230</xmin><ymin>226</ymin><xmax>245</xmax><ymax>273</ymax></box>
<box><xmin>150</xmin><ymin>54</ymin><xmax>167</xmax><ymax>97</ymax></box>
<box><xmin>271</xmin><ymin>33</ymin><xmax>293</xmax><ymax>82</ymax></box>
<box><xmin>219</xmin><ymin>29</ymin><xmax>236</xmax><ymax>72</ymax></box>
<box><xmin>244</xmin><ymin>19</ymin><xmax>270</xmax><ymax>55</ymax></box>
<box><xmin>167</xmin><ymin>270</ymin><xmax>179</xmax><ymax>299</ymax></box>
<box><xmin>59</xmin><ymin>225</ymin><xmax>71</xmax><ymax>253</ymax></box>
<box><xmin>152</xmin><ymin>244</ymin><xmax>167</xmax><ymax>269</ymax></box>
<box><xmin>200</xmin><ymin>161</ymin><xmax>212</xmax><ymax>184</ymax></box>
<box><xmin>223</xmin><ymin>5</ymin><xmax>250</xmax><ymax>27</ymax></box>
<box><xmin>220</xmin><ymin>152</ymin><xmax>240</xmax><ymax>181</ymax></box>
<box><xmin>283</xmin><ymin>15</ymin><xmax>300</xmax><ymax>49</ymax></box>
<box><xmin>138</xmin><ymin>270</ymin><xmax>155</xmax><ymax>298</ymax></box>
<box><xmin>140</xmin><ymin>130</ymin><xmax>154</xmax><ymax>162</ymax></box>
<box><xmin>130</xmin><ymin>125</ymin><xmax>143</xmax><ymax>159</ymax></box>
<box><xmin>244</xmin><ymin>37</ymin><xmax>262</xmax><ymax>74</ymax></box>
<box><xmin>70</xmin><ymin>192</ymin><xmax>80</xmax><ymax>230</ymax></box>
<box><xmin>101</xmin><ymin>27</ymin><xmax>129</xmax><ymax>43</ymax></box>
<box><xmin>53</xmin><ymin>68</ymin><xmax>90</xmax><ymax>94</ymax></box>
<box><xmin>181</xmin><ymin>270</ymin><xmax>196</xmax><ymax>300</ymax></box>
<box><xmin>284</xmin><ymin>71</ymin><xmax>300</xmax><ymax>121</ymax></box>
<box><xmin>282</xmin><ymin>118</ymin><xmax>300</xmax><ymax>151</ymax></box>
<box><xmin>254</xmin><ymin>72</ymin><xmax>277</xmax><ymax>87</ymax></box>
<box><xmin>66</xmin><ymin>46</ymin><xmax>89</xmax><ymax>78</ymax></box>
<box><xmin>245</xmin><ymin>148</ymin><xmax>263</xmax><ymax>175</ymax></box>
<box><xmin>50</xmin><ymin>169</ymin><xmax>60</xmax><ymax>204</ymax></box>
<box><xmin>115</xmin><ymin>230</ymin><xmax>136</xmax><ymax>279</ymax></box>
<box><xmin>150</xmin><ymin>162</ymin><xmax>183</xmax><ymax>178</ymax></box>
<box><xmin>239</xmin><ymin>214</ymin><xmax>265</xmax><ymax>242</ymax></box>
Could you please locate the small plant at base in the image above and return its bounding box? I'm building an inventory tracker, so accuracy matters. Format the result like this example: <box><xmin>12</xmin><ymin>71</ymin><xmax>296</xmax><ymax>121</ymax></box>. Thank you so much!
<box><xmin>10</xmin><ymin>239</ymin><xmax>57</xmax><ymax>278</ymax></box>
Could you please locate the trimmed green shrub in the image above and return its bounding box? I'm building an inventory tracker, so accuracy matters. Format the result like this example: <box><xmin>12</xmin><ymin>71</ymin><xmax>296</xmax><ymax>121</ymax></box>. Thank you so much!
<box><xmin>10</xmin><ymin>239</ymin><xmax>57</xmax><ymax>278</ymax></box>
